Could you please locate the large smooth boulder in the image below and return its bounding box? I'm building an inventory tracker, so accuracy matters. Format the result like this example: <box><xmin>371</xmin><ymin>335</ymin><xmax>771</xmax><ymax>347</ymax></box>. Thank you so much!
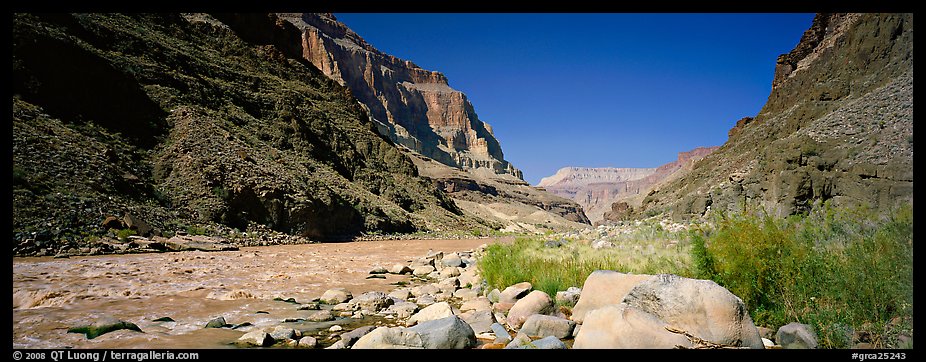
<box><xmin>506</xmin><ymin>290</ymin><xmax>554</xmax><ymax>330</ymax></box>
<box><xmin>621</xmin><ymin>274</ymin><xmax>763</xmax><ymax>348</ymax></box>
<box><xmin>776</xmin><ymin>322</ymin><xmax>819</xmax><ymax>349</ymax></box>
<box><xmin>408</xmin><ymin>315</ymin><xmax>477</xmax><ymax>349</ymax></box>
<box><xmin>460</xmin><ymin>309</ymin><xmax>496</xmax><ymax>334</ymax></box>
<box><xmin>406</xmin><ymin>301</ymin><xmax>456</xmax><ymax>327</ymax></box>
<box><xmin>570</xmin><ymin>270</ymin><xmax>653</xmax><ymax>324</ymax></box>
<box><xmin>573</xmin><ymin>303</ymin><xmax>691</xmax><ymax>348</ymax></box>
<box><xmin>519</xmin><ymin>314</ymin><xmax>576</xmax><ymax>339</ymax></box>
<box><xmin>351</xmin><ymin>327</ymin><xmax>424</xmax><ymax>349</ymax></box>
<box><xmin>572</xmin><ymin>273</ymin><xmax>764</xmax><ymax>349</ymax></box>
<box><xmin>236</xmin><ymin>330</ymin><xmax>275</xmax><ymax>347</ymax></box>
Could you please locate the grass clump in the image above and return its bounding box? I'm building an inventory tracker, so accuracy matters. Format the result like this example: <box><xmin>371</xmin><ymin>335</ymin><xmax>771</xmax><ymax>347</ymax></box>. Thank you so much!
<box><xmin>692</xmin><ymin>202</ymin><xmax>913</xmax><ymax>348</ymax></box>
<box><xmin>478</xmin><ymin>224</ymin><xmax>695</xmax><ymax>300</ymax></box>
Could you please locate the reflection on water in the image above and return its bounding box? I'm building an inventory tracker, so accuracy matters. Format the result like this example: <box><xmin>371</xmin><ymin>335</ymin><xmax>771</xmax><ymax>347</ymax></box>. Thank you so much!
<box><xmin>13</xmin><ymin>238</ymin><xmax>495</xmax><ymax>349</ymax></box>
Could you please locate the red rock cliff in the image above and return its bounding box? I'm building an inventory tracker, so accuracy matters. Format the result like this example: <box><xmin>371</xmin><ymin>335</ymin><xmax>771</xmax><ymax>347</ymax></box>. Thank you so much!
<box><xmin>279</xmin><ymin>13</ymin><xmax>523</xmax><ymax>179</ymax></box>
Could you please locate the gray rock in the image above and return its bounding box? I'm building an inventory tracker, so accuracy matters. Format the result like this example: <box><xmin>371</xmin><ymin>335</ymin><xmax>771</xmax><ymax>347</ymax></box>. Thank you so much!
<box><xmin>412</xmin><ymin>265</ymin><xmax>436</xmax><ymax>277</ymax></box>
<box><xmin>326</xmin><ymin>340</ymin><xmax>348</xmax><ymax>349</ymax></box>
<box><xmin>298</xmin><ymin>302</ymin><xmax>320</xmax><ymax>310</ymax></box>
<box><xmin>555</xmin><ymin>287</ymin><xmax>582</xmax><ymax>306</ymax></box>
<box><xmin>389</xmin><ymin>264</ymin><xmax>412</xmax><ymax>275</ymax></box>
<box><xmin>385</xmin><ymin>301</ymin><xmax>419</xmax><ymax>319</ymax></box>
<box><xmin>486</xmin><ymin>288</ymin><xmax>501</xmax><ymax>303</ymax></box>
<box><xmin>491</xmin><ymin>323</ymin><xmax>512</xmax><ymax>344</ymax></box>
<box><xmin>204</xmin><ymin>316</ymin><xmax>227</xmax><ymax>329</ymax></box>
<box><xmin>415</xmin><ymin>295</ymin><xmax>436</xmax><ymax>306</ymax></box>
<box><xmin>297</xmin><ymin>336</ymin><xmax>317</xmax><ymax>348</ymax></box>
<box><xmin>269</xmin><ymin>326</ymin><xmax>296</xmax><ymax>341</ymax></box>
<box><xmin>520</xmin><ymin>314</ymin><xmax>576</xmax><ymax>339</ymax></box>
<box><xmin>320</xmin><ymin>288</ymin><xmax>352</xmax><ymax>304</ymax></box>
<box><xmin>410</xmin><ymin>284</ymin><xmax>440</xmax><ymax>297</ymax></box>
<box><xmin>503</xmin><ymin>333</ymin><xmax>533</xmax><ymax>349</ymax></box>
<box><xmin>439</xmin><ymin>266</ymin><xmax>461</xmax><ymax>278</ymax></box>
<box><xmin>388</xmin><ymin>289</ymin><xmax>411</xmax><ymax>301</ymax></box>
<box><xmin>776</xmin><ymin>322</ymin><xmax>818</xmax><ymax>349</ymax></box>
<box><xmin>306</xmin><ymin>310</ymin><xmax>335</xmax><ymax>322</ymax></box>
<box><xmin>67</xmin><ymin>317</ymin><xmax>143</xmax><ymax>339</ymax></box>
<box><xmin>408</xmin><ymin>316</ymin><xmax>476</xmax><ymax>349</ymax></box>
<box><xmin>406</xmin><ymin>301</ymin><xmax>455</xmax><ymax>327</ymax></box>
<box><xmin>517</xmin><ymin>335</ymin><xmax>567</xmax><ymax>349</ymax></box>
<box><xmin>460</xmin><ymin>296</ymin><xmax>492</xmax><ymax>312</ymax></box>
<box><xmin>236</xmin><ymin>330</ymin><xmax>275</xmax><ymax>347</ymax></box>
<box><xmin>369</xmin><ymin>266</ymin><xmax>388</xmax><ymax>274</ymax></box>
<box><xmin>499</xmin><ymin>282</ymin><xmax>533</xmax><ymax>304</ymax></box>
<box><xmin>544</xmin><ymin>239</ymin><xmax>566</xmax><ymax>248</ymax></box>
<box><xmin>573</xmin><ymin>303</ymin><xmax>690</xmax><ymax>348</ymax></box>
<box><xmin>441</xmin><ymin>253</ymin><xmax>463</xmax><ymax>268</ymax></box>
<box><xmin>354</xmin><ymin>291</ymin><xmax>393</xmax><ymax>312</ymax></box>
<box><xmin>453</xmin><ymin>288</ymin><xmax>479</xmax><ymax>301</ymax></box>
<box><xmin>506</xmin><ymin>290</ymin><xmax>554</xmax><ymax>330</ymax></box>
<box><xmin>352</xmin><ymin>327</ymin><xmax>424</xmax><ymax>349</ymax></box>
<box><xmin>332</xmin><ymin>302</ymin><xmax>356</xmax><ymax>312</ymax></box>
<box><xmin>339</xmin><ymin>326</ymin><xmax>377</xmax><ymax>348</ymax></box>
<box><xmin>425</xmin><ymin>250</ymin><xmax>444</xmax><ymax>264</ymax></box>
<box><xmin>460</xmin><ymin>309</ymin><xmax>496</xmax><ymax>334</ymax></box>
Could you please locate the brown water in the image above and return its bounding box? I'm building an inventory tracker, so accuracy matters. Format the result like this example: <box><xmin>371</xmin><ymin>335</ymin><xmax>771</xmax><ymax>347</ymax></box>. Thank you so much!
<box><xmin>12</xmin><ymin>238</ymin><xmax>503</xmax><ymax>349</ymax></box>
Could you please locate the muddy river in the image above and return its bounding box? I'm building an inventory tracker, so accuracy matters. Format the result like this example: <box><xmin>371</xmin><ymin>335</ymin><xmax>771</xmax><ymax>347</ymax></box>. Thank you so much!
<box><xmin>13</xmin><ymin>238</ymin><xmax>504</xmax><ymax>349</ymax></box>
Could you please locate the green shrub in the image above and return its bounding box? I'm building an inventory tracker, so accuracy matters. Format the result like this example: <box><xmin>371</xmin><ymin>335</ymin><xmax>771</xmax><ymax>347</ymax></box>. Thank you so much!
<box><xmin>691</xmin><ymin>202</ymin><xmax>913</xmax><ymax>348</ymax></box>
<box><xmin>115</xmin><ymin>228</ymin><xmax>136</xmax><ymax>241</ymax></box>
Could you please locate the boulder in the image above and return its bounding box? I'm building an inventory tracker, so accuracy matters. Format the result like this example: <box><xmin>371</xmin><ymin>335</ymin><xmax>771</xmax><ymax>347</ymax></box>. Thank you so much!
<box><xmin>513</xmin><ymin>335</ymin><xmax>567</xmax><ymax>349</ymax></box>
<box><xmin>122</xmin><ymin>213</ymin><xmax>152</xmax><ymax>236</ymax></box>
<box><xmin>236</xmin><ymin>330</ymin><xmax>275</xmax><ymax>347</ymax></box>
<box><xmin>486</xmin><ymin>288</ymin><xmax>501</xmax><ymax>303</ymax></box>
<box><xmin>388</xmin><ymin>289</ymin><xmax>411</xmax><ymax>301</ymax></box>
<box><xmin>506</xmin><ymin>290</ymin><xmax>554</xmax><ymax>330</ymax></box>
<box><xmin>591</xmin><ymin>239</ymin><xmax>615</xmax><ymax>249</ymax></box>
<box><xmin>204</xmin><ymin>316</ymin><xmax>227</xmax><ymax>329</ymax></box>
<box><xmin>519</xmin><ymin>314</ymin><xmax>576</xmax><ymax>339</ymax></box>
<box><xmin>491</xmin><ymin>323</ymin><xmax>512</xmax><ymax>344</ymax></box>
<box><xmin>297</xmin><ymin>336</ymin><xmax>317</xmax><ymax>348</ymax></box>
<box><xmin>620</xmin><ymin>274</ymin><xmax>763</xmax><ymax>348</ymax></box>
<box><xmin>319</xmin><ymin>288</ymin><xmax>352</xmax><ymax>304</ymax></box>
<box><xmin>269</xmin><ymin>326</ymin><xmax>296</xmax><ymax>341</ymax></box>
<box><xmin>573</xmin><ymin>303</ymin><xmax>691</xmax><ymax>348</ymax></box>
<box><xmin>412</xmin><ymin>265</ymin><xmax>436</xmax><ymax>277</ymax></box>
<box><xmin>352</xmin><ymin>327</ymin><xmax>424</xmax><ymax>349</ymax></box>
<box><xmin>369</xmin><ymin>266</ymin><xmax>388</xmax><ymax>274</ymax></box>
<box><xmin>570</xmin><ymin>270</ymin><xmax>653</xmax><ymax>323</ymax></box>
<box><xmin>439</xmin><ymin>266</ymin><xmax>461</xmax><ymax>278</ymax></box>
<box><xmin>339</xmin><ymin>325</ymin><xmax>377</xmax><ymax>348</ymax></box>
<box><xmin>67</xmin><ymin>317</ymin><xmax>143</xmax><ymax>339</ymax></box>
<box><xmin>460</xmin><ymin>296</ymin><xmax>492</xmax><ymax>312</ymax></box>
<box><xmin>459</xmin><ymin>309</ymin><xmax>496</xmax><ymax>334</ymax></box>
<box><xmin>498</xmin><ymin>282</ymin><xmax>532</xmax><ymax>304</ymax></box>
<box><xmin>101</xmin><ymin>215</ymin><xmax>124</xmax><ymax>230</ymax></box>
<box><xmin>441</xmin><ymin>253</ymin><xmax>463</xmax><ymax>267</ymax></box>
<box><xmin>354</xmin><ymin>291</ymin><xmax>393</xmax><ymax>312</ymax></box>
<box><xmin>555</xmin><ymin>287</ymin><xmax>582</xmax><ymax>306</ymax></box>
<box><xmin>408</xmin><ymin>316</ymin><xmax>476</xmax><ymax>349</ymax></box>
<box><xmin>453</xmin><ymin>288</ymin><xmax>479</xmax><ymax>301</ymax></box>
<box><xmin>389</xmin><ymin>264</ymin><xmax>412</xmax><ymax>275</ymax></box>
<box><xmin>776</xmin><ymin>322</ymin><xmax>818</xmax><ymax>349</ymax></box>
<box><xmin>406</xmin><ymin>301</ymin><xmax>455</xmax><ymax>327</ymax></box>
<box><xmin>306</xmin><ymin>310</ymin><xmax>335</xmax><ymax>322</ymax></box>
<box><xmin>385</xmin><ymin>301</ymin><xmax>419</xmax><ymax>319</ymax></box>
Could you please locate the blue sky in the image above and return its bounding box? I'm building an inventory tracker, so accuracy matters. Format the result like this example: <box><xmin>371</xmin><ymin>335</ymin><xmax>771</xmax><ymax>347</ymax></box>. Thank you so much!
<box><xmin>335</xmin><ymin>13</ymin><xmax>816</xmax><ymax>185</ymax></box>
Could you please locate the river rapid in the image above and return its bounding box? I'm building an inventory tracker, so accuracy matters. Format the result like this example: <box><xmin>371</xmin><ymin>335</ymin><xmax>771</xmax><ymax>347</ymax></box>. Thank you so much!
<box><xmin>13</xmin><ymin>238</ymin><xmax>500</xmax><ymax>349</ymax></box>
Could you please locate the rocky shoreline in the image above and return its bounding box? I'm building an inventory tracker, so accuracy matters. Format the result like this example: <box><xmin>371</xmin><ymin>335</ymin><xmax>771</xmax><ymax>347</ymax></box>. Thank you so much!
<box><xmin>57</xmin><ymin>240</ymin><xmax>826</xmax><ymax>350</ymax></box>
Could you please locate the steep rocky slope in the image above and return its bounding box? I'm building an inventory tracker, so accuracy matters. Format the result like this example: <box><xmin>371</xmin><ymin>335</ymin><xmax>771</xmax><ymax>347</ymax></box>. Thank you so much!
<box><xmin>539</xmin><ymin>146</ymin><xmax>718</xmax><ymax>222</ymax></box>
<box><xmin>12</xmin><ymin>13</ymin><xmax>497</xmax><ymax>256</ymax></box>
<box><xmin>278</xmin><ymin>13</ymin><xmax>522</xmax><ymax>179</ymax></box>
<box><xmin>637</xmin><ymin>13</ymin><xmax>913</xmax><ymax>219</ymax></box>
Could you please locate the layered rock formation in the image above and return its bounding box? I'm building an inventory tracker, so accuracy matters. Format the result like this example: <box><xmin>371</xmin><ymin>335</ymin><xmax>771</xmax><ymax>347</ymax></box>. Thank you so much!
<box><xmin>278</xmin><ymin>13</ymin><xmax>522</xmax><ymax>179</ymax></box>
<box><xmin>12</xmin><ymin>13</ymin><xmax>500</xmax><ymax>255</ymax></box>
<box><xmin>539</xmin><ymin>146</ymin><xmax>718</xmax><ymax>223</ymax></box>
<box><xmin>638</xmin><ymin>13</ymin><xmax>913</xmax><ymax>219</ymax></box>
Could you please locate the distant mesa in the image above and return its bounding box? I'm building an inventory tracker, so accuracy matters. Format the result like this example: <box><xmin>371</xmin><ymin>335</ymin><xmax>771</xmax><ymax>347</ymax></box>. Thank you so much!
<box><xmin>538</xmin><ymin>146</ymin><xmax>719</xmax><ymax>223</ymax></box>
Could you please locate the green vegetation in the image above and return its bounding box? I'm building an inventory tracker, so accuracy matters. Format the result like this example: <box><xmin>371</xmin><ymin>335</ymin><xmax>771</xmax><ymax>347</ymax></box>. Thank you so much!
<box><xmin>185</xmin><ymin>225</ymin><xmax>209</xmax><ymax>236</ymax></box>
<box><xmin>113</xmin><ymin>228</ymin><xmax>136</xmax><ymax>241</ymax></box>
<box><xmin>693</xmin><ymin>202</ymin><xmax>913</xmax><ymax>348</ymax></box>
<box><xmin>478</xmin><ymin>220</ymin><xmax>695</xmax><ymax>300</ymax></box>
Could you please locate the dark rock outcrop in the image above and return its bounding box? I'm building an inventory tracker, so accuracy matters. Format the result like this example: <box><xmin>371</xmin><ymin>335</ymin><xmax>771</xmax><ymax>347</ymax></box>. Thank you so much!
<box><xmin>12</xmin><ymin>13</ymin><xmax>494</xmax><ymax>255</ymax></box>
